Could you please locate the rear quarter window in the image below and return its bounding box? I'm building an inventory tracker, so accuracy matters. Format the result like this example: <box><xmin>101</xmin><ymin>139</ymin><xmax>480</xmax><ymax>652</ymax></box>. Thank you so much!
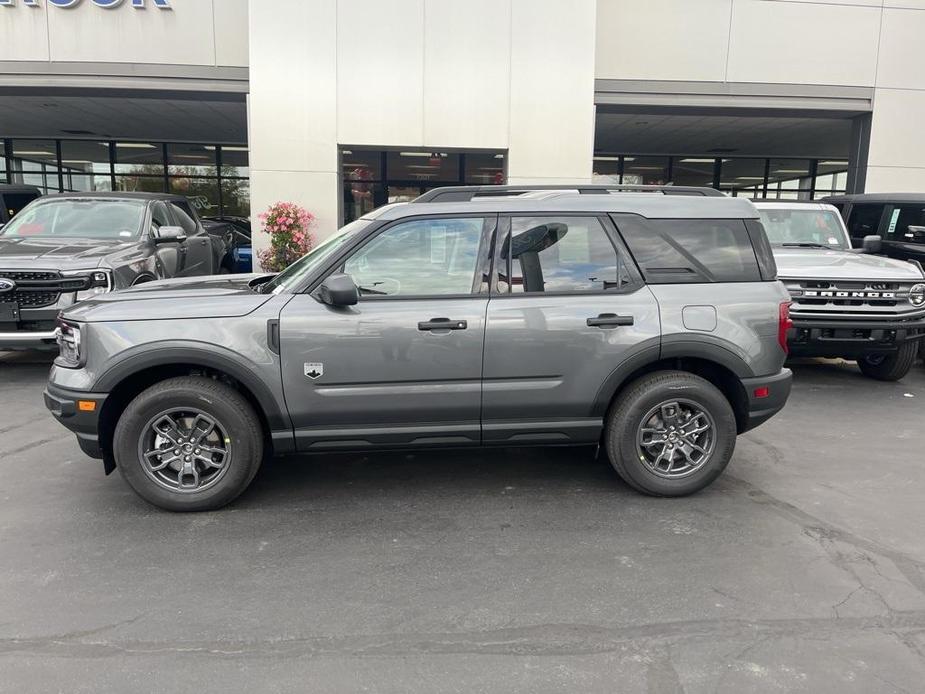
<box><xmin>612</xmin><ymin>214</ymin><xmax>763</xmax><ymax>284</ymax></box>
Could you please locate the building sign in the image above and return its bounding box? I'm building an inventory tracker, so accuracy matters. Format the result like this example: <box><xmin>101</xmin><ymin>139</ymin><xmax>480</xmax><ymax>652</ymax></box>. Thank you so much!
<box><xmin>0</xmin><ymin>0</ymin><xmax>171</xmax><ymax>8</ymax></box>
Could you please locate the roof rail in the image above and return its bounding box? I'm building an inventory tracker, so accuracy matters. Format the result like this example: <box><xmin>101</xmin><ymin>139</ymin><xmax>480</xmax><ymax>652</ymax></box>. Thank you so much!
<box><xmin>412</xmin><ymin>184</ymin><xmax>725</xmax><ymax>203</ymax></box>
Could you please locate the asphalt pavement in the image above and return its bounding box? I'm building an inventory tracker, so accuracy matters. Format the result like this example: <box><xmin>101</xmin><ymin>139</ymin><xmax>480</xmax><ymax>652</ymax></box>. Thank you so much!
<box><xmin>1</xmin><ymin>351</ymin><xmax>924</xmax><ymax>693</ymax></box>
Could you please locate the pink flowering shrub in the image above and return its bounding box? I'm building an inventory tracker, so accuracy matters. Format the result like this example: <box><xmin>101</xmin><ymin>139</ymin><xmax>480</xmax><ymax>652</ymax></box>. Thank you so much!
<box><xmin>257</xmin><ymin>202</ymin><xmax>315</xmax><ymax>272</ymax></box>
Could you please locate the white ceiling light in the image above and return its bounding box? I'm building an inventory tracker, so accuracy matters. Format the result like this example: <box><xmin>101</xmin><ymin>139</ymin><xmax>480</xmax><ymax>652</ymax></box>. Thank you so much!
<box><xmin>115</xmin><ymin>143</ymin><xmax>156</xmax><ymax>149</ymax></box>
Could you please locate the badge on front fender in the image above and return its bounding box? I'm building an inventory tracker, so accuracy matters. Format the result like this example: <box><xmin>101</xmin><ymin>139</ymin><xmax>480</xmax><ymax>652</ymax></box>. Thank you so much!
<box><xmin>304</xmin><ymin>362</ymin><xmax>323</xmax><ymax>380</ymax></box>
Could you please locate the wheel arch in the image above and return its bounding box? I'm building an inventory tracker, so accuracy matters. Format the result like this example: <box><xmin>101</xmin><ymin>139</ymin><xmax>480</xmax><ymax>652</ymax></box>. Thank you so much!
<box><xmin>94</xmin><ymin>345</ymin><xmax>292</xmax><ymax>461</ymax></box>
<box><xmin>592</xmin><ymin>341</ymin><xmax>754</xmax><ymax>434</ymax></box>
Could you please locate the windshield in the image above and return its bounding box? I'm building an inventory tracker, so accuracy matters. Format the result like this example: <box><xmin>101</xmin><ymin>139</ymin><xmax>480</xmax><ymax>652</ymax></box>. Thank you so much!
<box><xmin>757</xmin><ymin>208</ymin><xmax>850</xmax><ymax>250</ymax></box>
<box><xmin>261</xmin><ymin>218</ymin><xmax>373</xmax><ymax>294</ymax></box>
<box><xmin>0</xmin><ymin>199</ymin><xmax>146</xmax><ymax>240</ymax></box>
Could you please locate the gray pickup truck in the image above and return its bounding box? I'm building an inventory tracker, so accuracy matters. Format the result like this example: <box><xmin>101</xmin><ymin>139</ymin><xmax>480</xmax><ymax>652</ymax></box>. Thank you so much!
<box><xmin>45</xmin><ymin>185</ymin><xmax>792</xmax><ymax>511</ymax></box>
<box><xmin>754</xmin><ymin>201</ymin><xmax>925</xmax><ymax>380</ymax></box>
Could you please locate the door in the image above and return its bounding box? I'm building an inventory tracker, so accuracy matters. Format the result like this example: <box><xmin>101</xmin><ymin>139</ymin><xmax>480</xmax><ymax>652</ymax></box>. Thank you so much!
<box><xmin>149</xmin><ymin>201</ymin><xmax>182</xmax><ymax>278</ymax></box>
<box><xmin>169</xmin><ymin>201</ymin><xmax>214</xmax><ymax>276</ymax></box>
<box><xmin>880</xmin><ymin>203</ymin><xmax>925</xmax><ymax>265</ymax></box>
<box><xmin>481</xmin><ymin>214</ymin><xmax>661</xmax><ymax>444</ymax></box>
<box><xmin>279</xmin><ymin>215</ymin><xmax>495</xmax><ymax>450</ymax></box>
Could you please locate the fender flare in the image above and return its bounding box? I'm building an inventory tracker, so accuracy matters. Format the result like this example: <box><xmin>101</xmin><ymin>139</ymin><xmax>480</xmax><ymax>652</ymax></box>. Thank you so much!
<box><xmin>93</xmin><ymin>342</ymin><xmax>291</xmax><ymax>434</ymax></box>
<box><xmin>590</xmin><ymin>336</ymin><xmax>756</xmax><ymax>417</ymax></box>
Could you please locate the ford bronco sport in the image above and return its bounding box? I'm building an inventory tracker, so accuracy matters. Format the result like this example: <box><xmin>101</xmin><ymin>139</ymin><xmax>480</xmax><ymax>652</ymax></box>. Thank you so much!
<box><xmin>754</xmin><ymin>201</ymin><xmax>925</xmax><ymax>380</ymax></box>
<box><xmin>44</xmin><ymin>185</ymin><xmax>792</xmax><ymax>511</ymax></box>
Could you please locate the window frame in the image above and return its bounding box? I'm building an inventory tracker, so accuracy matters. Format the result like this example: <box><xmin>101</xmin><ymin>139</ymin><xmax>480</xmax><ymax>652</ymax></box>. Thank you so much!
<box><xmin>490</xmin><ymin>212</ymin><xmax>643</xmax><ymax>298</ymax></box>
<box><xmin>323</xmin><ymin>213</ymin><xmax>498</xmax><ymax>302</ymax></box>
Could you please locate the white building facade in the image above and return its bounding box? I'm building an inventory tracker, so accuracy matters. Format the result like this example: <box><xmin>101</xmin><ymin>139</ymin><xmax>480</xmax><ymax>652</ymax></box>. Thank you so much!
<box><xmin>1</xmin><ymin>0</ymin><xmax>923</xmax><ymax>253</ymax></box>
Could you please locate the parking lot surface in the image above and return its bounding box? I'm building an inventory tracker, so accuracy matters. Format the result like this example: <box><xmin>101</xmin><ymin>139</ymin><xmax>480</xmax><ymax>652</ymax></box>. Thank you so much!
<box><xmin>1</xmin><ymin>351</ymin><xmax>924</xmax><ymax>693</ymax></box>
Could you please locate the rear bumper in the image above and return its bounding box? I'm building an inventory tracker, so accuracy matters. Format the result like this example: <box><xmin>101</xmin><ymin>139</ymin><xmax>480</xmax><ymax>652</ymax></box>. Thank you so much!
<box><xmin>740</xmin><ymin>368</ymin><xmax>792</xmax><ymax>433</ymax></box>
<box><xmin>788</xmin><ymin>314</ymin><xmax>925</xmax><ymax>358</ymax></box>
<box><xmin>43</xmin><ymin>383</ymin><xmax>107</xmax><ymax>459</ymax></box>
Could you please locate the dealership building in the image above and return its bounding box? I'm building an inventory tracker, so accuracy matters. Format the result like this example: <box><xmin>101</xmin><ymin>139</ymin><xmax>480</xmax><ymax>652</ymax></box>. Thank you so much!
<box><xmin>2</xmin><ymin>0</ymin><xmax>924</xmax><ymax>252</ymax></box>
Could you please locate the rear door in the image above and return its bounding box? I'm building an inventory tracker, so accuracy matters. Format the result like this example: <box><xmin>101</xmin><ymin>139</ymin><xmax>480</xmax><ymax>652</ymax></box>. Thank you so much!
<box><xmin>481</xmin><ymin>213</ymin><xmax>660</xmax><ymax>444</ymax></box>
<box><xmin>279</xmin><ymin>214</ymin><xmax>495</xmax><ymax>450</ymax></box>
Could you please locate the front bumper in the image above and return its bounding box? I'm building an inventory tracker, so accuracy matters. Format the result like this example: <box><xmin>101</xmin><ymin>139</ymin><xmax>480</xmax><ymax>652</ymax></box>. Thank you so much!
<box><xmin>788</xmin><ymin>314</ymin><xmax>925</xmax><ymax>358</ymax></box>
<box><xmin>0</xmin><ymin>329</ymin><xmax>58</xmax><ymax>350</ymax></box>
<box><xmin>43</xmin><ymin>383</ymin><xmax>107</xmax><ymax>460</ymax></box>
<box><xmin>740</xmin><ymin>368</ymin><xmax>792</xmax><ymax>433</ymax></box>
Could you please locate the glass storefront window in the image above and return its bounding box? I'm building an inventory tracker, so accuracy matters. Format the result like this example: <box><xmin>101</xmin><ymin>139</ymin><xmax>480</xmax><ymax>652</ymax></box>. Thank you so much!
<box><xmin>114</xmin><ymin>142</ymin><xmax>164</xmax><ymax>175</ymax></box>
<box><xmin>65</xmin><ymin>174</ymin><xmax>113</xmax><ymax>193</ymax></box>
<box><xmin>766</xmin><ymin>159</ymin><xmax>811</xmax><ymax>200</ymax></box>
<box><xmin>168</xmin><ymin>143</ymin><xmax>217</xmax><ymax>176</ymax></box>
<box><xmin>718</xmin><ymin>158</ymin><xmax>767</xmax><ymax>197</ymax></box>
<box><xmin>114</xmin><ymin>175</ymin><xmax>166</xmax><ymax>194</ymax></box>
<box><xmin>622</xmin><ymin>156</ymin><xmax>669</xmax><ymax>185</ymax></box>
<box><xmin>386</xmin><ymin>151</ymin><xmax>459</xmax><ymax>183</ymax></box>
<box><xmin>465</xmin><ymin>152</ymin><xmax>505</xmax><ymax>184</ymax></box>
<box><xmin>671</xmin><ymin>158</ymin><xmax>716</xmax><ymax>187</ymax></box>
<box><xmin>221</xmin><ymin>178</ymin><xmax>250</xmax><ymax>217</ymax></box>
<box><xmin>218</xmin><ymin>145</ymin><xmax>249</xmax><ymax>178</ymax></box>
<box><xmin>342</xmin><ymin>149</ymin><xmax>381</xmax><ymax>182</ymax></box>
<box><xmin>168</xmin><ymin>177</ymin><xmax>220</xmax><ymax>216</ymax></box>
<box><xmin>10</xmin><ymin>140</ymin><xmax>58</xmax><ymax>192</ymax></box>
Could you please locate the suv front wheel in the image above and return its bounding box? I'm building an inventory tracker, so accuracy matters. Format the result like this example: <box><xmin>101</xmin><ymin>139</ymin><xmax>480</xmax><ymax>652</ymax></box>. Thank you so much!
<box><xmin>605</xmin><ymin>371</ymin><xmax>737</xmax><ymax>497</ymax></box>
<box><xmin>113</xmin><ymin>376</ymin><xmax>263</xmax><ymax>511</ymax></box>
<box><xmin>856</xmin><ymin>342</ymin><xmax>918</xmax><ymax>381</ymax></box>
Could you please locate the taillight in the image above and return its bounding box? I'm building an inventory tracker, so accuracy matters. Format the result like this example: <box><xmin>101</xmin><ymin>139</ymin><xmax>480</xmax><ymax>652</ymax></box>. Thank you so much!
<box><xmin>778</xmin><ymin>302</ymin><xmax>793</xmax><ymax>354</ymax></box>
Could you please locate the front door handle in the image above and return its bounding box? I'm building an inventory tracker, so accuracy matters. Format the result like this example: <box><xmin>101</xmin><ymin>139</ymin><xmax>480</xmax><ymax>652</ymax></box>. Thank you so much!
<box><xmin>587</xmin><ymin>313</ymin><xmax>634</xmax><ymax>328</ymax></box>
<box><xmin>418</xmin><ymin>317</ymin><xmax>467</xmax><ymax>331</ymax></box>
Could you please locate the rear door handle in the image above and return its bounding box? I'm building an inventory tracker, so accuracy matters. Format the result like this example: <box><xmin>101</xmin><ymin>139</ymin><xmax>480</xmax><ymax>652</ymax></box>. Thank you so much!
<box><xmin>418</xmin><ymin>317</ymin><xmax>467</xmax><ymax>331</ymax></box>
<box><xmin>587</xmin><ymin>313</ymin><xmax>634</xmax><ymax>328</ymax></box>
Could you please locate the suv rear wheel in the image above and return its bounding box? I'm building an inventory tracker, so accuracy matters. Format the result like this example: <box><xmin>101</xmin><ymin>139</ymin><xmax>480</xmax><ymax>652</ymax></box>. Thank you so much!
<box><xmin>604</xmin><ymin>371</ymin><xmax>737</xmax><ymax>497</ymax></box>
<box><xmin>857</xmin><ymin>343</ymin><xmax>918</xmax><ymax>381</ymax></box>
<box><xmin>113</xmin><ymin>376</ymin><xmax>263</xmax><ymax>511</ymax></box>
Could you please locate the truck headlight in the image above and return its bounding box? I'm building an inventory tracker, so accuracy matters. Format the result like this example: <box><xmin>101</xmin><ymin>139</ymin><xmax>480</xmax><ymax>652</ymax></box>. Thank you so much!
<box><xmin>910</xmin><ymin>283</ymin><xmax>925</xmax><ymax>307</ymax></box>
<box><xmin>55</xmin><ymin>318</ymin><xmax>82</xmax><ymax>368</ymax></box>
<box><xmin>64</xmin><ymin>270</ymin><xmax>112</xmax><ymax>300</ymax></box>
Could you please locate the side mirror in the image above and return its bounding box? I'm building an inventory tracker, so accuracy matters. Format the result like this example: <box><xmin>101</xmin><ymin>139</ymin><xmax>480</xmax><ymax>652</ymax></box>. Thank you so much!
<box><xmin>318</xmin><ymin>273</ymin><xmax>359</xmax><ymax>306</ymax></box>
<box><xmin>906</xmin><ymin>225</ymin><xmax>925</xmax><ymax>240</ymax></box>
<box><xmin>152</xmin><ymin>225</ymin><xmax>187</xmax><ymax>244</ymax></box>
<box><xmin>862</xmin><ymin>235</ymin><xmax>882</xmax><ymax>254</ymax></box>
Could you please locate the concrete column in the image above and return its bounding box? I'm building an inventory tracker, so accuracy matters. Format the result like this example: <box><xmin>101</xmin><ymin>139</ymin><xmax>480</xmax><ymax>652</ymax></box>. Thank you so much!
<box><xmin>248</xmin><ymin>0</ymin><xmax>338</xmax><ymax>265</ymax></box>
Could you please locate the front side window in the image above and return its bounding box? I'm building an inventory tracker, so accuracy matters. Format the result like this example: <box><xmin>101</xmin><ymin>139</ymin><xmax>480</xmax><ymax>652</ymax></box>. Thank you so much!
<box><xmin>150</xmin><ymin>201</ymin><xmax>171</xmax><ymax>231</ymax></box>
<box><xmin>616</xmin><ymin>216</ymin><xmax>761</xmax><ymax>283</ymax></box>
<box><xmin>169</xmin><ymin>202</ymin><xmax>199</xmax><ymax>235</ymax></box>
<box><xmin>847</xmin><ymin>204</ymin><xmax>885</xmax><ymax>239</ymax></box>
<box><xmin>757</xmin><ymin>208</ymin><xmax>850</xmax><ymax>249</ymax></box>
<box><xmin>0</xmin><ymin>199</ymin><xmax>146</xmax><ymax>240</ymax></box>
<box><xmin>498</xmin><ymin>216</ymin><xmax>629</xmax><ymax>293</ymax></box>
<box><xmin>344</xmin><ymin>217</ymin><xmax>486</xmax><ymax>297</ymax></box>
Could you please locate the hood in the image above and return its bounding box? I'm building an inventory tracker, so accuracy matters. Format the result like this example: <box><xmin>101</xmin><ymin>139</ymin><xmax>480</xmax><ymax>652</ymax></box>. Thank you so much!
<box><xmin>65</xmin><ymin>273</ymin><xmax>276</xmax><ymax>322</ymax></box>
<box><xmin>772</xmin><ymin>247</ymin><xmax>925</xmax><ymax>281</ymax></box>
<box><xmin>0</xmin><ymin>236</ymin><xmax>132</xmax><ymax>271</ymax></box>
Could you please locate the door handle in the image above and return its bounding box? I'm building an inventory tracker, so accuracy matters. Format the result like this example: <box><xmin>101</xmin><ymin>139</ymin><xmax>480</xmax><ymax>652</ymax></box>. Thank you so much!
<box><xmin>587</xmin><ymin>313</ymin><xmax>634</xmax><ymax>328</ymax></box>
<box><xmin>418</xmin><ymin>317</ymin><xmax>467</xmax><ymax>331</ymax></box>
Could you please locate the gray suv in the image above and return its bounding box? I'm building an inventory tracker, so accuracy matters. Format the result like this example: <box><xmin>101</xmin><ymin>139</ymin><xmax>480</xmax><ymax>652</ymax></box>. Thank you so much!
<box><xmin>44</xmin><ymin>185</ymin><xmax>792</xmax><ymax>511</ymax></box>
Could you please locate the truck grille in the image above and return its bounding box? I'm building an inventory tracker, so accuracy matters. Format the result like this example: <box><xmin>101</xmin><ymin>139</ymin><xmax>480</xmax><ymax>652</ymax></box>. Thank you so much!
<box><xmin>782</xmin><ymin>278</ymin><xmax>924</xmax><ymax>318</ymax></box>
<box><xmin>0</xmin><ymin>270</ymin><xmax>89</xmax><ymax>310</ymax></box>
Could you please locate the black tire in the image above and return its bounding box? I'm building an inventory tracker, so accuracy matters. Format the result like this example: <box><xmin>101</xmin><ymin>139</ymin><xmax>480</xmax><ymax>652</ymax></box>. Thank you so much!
<box><xmin>857</xmin><ymin>342</ymin><xmax>918</xmax><ymax>381</ymax></box>
<box><xmin>604</xmin><ymin>371</ymin><xmax>737</xmax><ymax>497</ymax></box>
<box><xmin>113</xmin><ymin>376</ymin><xmax>263</xmax><ymax>511</ymax></box>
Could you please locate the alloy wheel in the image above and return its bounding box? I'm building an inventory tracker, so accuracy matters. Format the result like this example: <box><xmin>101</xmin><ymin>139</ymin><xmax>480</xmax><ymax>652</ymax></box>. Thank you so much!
<box><xmin>636</xmin><ymin>399</ymin><xmax>716</xmax><ymax>479</ymax></box>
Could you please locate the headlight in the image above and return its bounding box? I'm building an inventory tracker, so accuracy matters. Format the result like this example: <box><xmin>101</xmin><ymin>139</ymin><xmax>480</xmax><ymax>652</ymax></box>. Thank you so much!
<box><xmin>64</xmin><ymin>269</ymin><xmax>112</xmax><ymax>300</ymax></box>
<box><xmin>55</xmin><ymin>318</ymin><xmax>82</xmax><ymax>367</ymax></box>
<box><xmin>910</xmin><ymin>283</ymin><xmax>925</xmax><ymax>307</ymax></box>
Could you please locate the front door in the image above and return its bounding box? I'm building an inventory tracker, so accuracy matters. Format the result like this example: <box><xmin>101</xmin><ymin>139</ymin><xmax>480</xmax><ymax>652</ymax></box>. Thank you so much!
<box><xmin>279</xmin><ymin>215</ymin><xmax>495</xmax><ymax>450</ymax></box>
<box><xmin>481</xmin><ymin>214</ymin><xmax>661</xmax><ymax>444</ymax></box>
<box><xmin>168</xmin><ymin>201</ymin><xmax>214</xmax><ymax>276</ymax></box>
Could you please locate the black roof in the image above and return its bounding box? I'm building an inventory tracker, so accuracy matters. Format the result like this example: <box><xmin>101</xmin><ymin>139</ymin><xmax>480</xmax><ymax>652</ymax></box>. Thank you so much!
<box><xmin>0</xmin><ymin>184</ymin><xmax>42</xmax><ymax>194</ymax></box>
<box><xmin>41</xmin><ymin>191</ymin><xmax>187</xmax><ymax>202</ymax></box>
<box><xmin>824</xmin><ymin>193</ymin><xmax>925</xmax><ymax>204</ymax></box>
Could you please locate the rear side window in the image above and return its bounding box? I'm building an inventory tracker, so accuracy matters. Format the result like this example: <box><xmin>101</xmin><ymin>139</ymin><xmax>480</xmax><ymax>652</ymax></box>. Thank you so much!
<box><xmin>498</xmin><ymin>216</ymin><xmax>633</xmax><ymax>293</ymax></box>
<box><xmin>613</xmin><ymin>214</ymin><xmax>762</xmax><ymax>283</ymax></box>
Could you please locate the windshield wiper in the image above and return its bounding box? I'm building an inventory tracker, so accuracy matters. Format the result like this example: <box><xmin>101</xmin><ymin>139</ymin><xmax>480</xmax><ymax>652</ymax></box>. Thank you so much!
<box><xmin>780</xmin><ymin>242</ymin><xmax>833</xmax><ymax>250</ymax></box>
